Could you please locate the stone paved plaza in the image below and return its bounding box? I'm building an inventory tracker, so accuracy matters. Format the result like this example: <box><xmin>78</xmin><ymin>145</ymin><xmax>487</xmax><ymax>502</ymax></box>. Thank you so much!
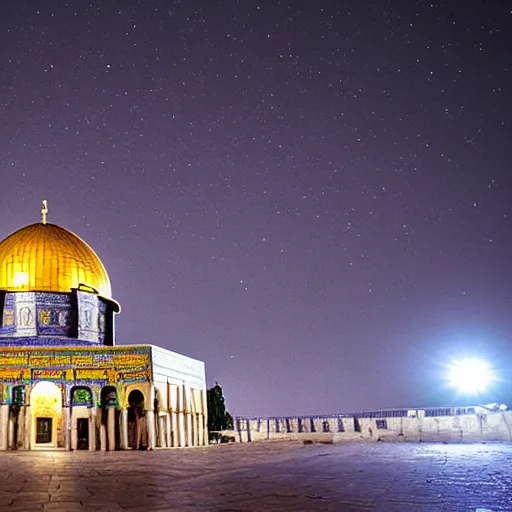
<box><xmin>1</xmin><ymin>442</ymin><xmax>511</xmax><ymax>511</ymax></box>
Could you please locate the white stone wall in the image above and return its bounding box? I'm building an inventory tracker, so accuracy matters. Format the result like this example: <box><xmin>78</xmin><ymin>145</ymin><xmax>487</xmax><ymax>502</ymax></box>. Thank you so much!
<box><xmin>230</xmin><ymin>410</ymin><xmax>512</xmax><ymax>444</ymax></box>
<box><xmin>150</xmin><ymin>345</ymin><xmax>205</xmax><ymax>389</ymax></box>
<box><xmin>149</xmin><ymin>345</ymin><xmax>207</xmax><ymax>447</ymax></box>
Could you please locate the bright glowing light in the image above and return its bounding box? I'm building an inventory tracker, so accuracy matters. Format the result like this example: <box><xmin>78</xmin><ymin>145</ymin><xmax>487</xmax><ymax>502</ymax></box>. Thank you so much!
<box><xmin>447</xmin><ymin>358</ymin><xmax>493</xmax><ymax>394</ymax></box>
<box><xmin>13</xmin><ymin>271</ymin><xmax>29</xmax><ymax>287</ymax></box>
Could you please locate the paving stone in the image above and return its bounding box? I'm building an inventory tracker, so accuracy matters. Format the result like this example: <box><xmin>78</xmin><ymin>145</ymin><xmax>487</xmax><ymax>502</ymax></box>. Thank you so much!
<box><xmin>43</xmin><ymin>504</ymin><xmax>84</xmax><ymax>512</ymax></box>
<box><xmin>1</xmin><ymin>443</ymin><xmax>512</xmax><ymax>511</ymax></box>
<box><xmin>12</xmin><ymin>492</ymin><xmax>51</xmax><ymax>502</ymax></box>
<box><xmin>8</xmin><ymin>505</ymin><xmax>44</xmax><ymax>512</ymax></box>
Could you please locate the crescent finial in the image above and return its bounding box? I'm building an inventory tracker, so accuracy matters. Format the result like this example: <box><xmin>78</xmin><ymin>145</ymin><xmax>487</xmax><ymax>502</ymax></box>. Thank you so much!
<box><xmin>41</xmin><ymin>200</ymin><xmax>48</xmax><ymax>224</ymax></box>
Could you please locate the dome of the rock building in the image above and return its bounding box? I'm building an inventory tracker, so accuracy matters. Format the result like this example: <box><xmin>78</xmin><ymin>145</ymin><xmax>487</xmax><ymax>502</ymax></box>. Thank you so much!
<box><xmin>0</xmin><ymin>222</ymin><xmax>112</xmax><ymax>299</ymax></box>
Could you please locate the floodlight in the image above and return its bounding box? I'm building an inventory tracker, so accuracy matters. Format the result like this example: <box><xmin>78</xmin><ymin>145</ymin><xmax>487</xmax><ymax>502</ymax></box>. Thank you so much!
<box><xmin>447</xmin><ymin>357</ymin><xmax>493</xmax><ymax>394</ymax></box>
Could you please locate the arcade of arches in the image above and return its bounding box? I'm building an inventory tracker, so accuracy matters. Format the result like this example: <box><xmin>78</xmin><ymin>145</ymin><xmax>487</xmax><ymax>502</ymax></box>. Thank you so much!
<box><xmin>0</xmin><ymin>380</ymin><xmax>207</xmax><ymax>451</ymax></box>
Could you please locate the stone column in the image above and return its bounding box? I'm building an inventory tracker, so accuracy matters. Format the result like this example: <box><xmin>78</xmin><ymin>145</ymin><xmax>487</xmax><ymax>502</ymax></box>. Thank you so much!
<box><xmin>177</xmin><ymin>385</ymin><xmax>185</xmax><ymax>447</ymax></box>
<box><xmin>171</xmin><ymin>412</ymin><xmax>178</xmax><ymax>447</ymax></box>
<box><xmin>186</xmin><ymin>413</ymin><xmax>192</xmax><ymax>446</ymax></box>
<box><xmin>107</xmin><ymin>407</ymin><xmax>116</xmax><ymax>451</ymax></box>
<box><xmin>146</xmin><ymin>386</ymin><xmax>156</xmax><ymax>449</ymax></box>
<box><xmin>14</xmin><ymin>408</ymin><xmax>22</xmax><ymax>449</ymax></box>
<box><xmin>154</xmin><ymin>414</ymin><xmax>160</xmax><ymax>447</ymax></box>
<box><xmin>134</xmin><ymin>414</ymin><xmax>141</xmax><ymax>449</ymax></box>
<box><xmin>156</xmin><ymin>415</ymin><xmax>163</xmax><ymax>447</ymax></box>
<box><xmin>161</xmin><ymin>414</ymin><xmax>166</xmax><ymax>448</ymax></box>
<box><xmin>8</xmin><ymin>414</ymin><xmax>14</xmax><ymax>450</ymax></box>
<box><xmin>190</xmin><ymin>414</ymin><xmax>195</xmax><ymax>446</ymax></box>
<box><xmin>147</xmin><ymin>411</ymin><xmax>156</xmax><ymax>449</ymax></box>
<box><xmin>65</xmin><ymin>407</ymin><xmax>72</xmax><ymax>451</ymax></box>
<box><xmin>24</xmin><ymin>406</ymin><xmax>31</xmax><ymax>450</ymax></box>
<box><xmin>178</xmin><ymin>412</ymin><xmax>186</xmax><ymax>447</ymax></box>
<box><xmin>165</xmin><ymin>412</ymin><xmax>171</xmax><ymax>448</ymax></box>
<box><xmin>197</xmin><ymin>414</ymin><xmax>204</xmax><ymax>446</ymax></box>
<box><xmin>70</xmin><ymin>409</ymin><xmax>77</xmax><ymax>451</ymax></box>
<box><xmin>182</xmin><ymin>386</ymin><xmax>191</xmax><ymax>446</ymax></box>
<box><xmin>202</xmin><ymin>388</ymin><xmax>208</xmax><ymax>446</ymax></box>
<box><xmin>120</xmin><ymin>409</ymin><xmax>129</xmax><ymax>450</ymax></box>
<box><xmin>100</xmin><ymin>423</ymin><xmax>107</xmax><ymax>452</ymax></box>
<box><xmin>0</xmin><ymin>405</ymin><xmax>8</xmax><ymax>451</ymax></box>
<box><xmin>89</xmin><ymin>408</ymin><xmax>96</xmax><ymax>451</ymax></box>
<box><xmin>203</xmin><ymin>413</ymin><xmax>208</xmax><ymax>446</ymax></box>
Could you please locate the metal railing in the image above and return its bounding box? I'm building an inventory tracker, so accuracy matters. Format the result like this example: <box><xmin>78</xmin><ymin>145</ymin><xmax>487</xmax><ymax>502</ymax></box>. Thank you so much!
<box><xmin>235</xmin><ymin>405</ymin><xmax>482</xmax><ymax>424</ymax></box>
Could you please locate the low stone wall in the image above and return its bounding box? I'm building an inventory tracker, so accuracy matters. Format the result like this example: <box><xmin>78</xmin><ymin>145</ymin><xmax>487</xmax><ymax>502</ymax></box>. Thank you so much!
<box><xmin>229</xmin><ymin>407</ymin><xmax>512</xmax><ymax>444</ymax></box>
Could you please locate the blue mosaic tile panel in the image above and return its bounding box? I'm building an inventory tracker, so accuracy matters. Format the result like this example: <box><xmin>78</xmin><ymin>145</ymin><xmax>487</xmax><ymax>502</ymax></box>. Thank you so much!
<box><xmin>0</xmin><ymin>293</ymin><xmax>16</xmax><ymax>335</ymax></box>
<box><xmin>77</xmin><ymin>291</ymin><xmax>101</xmax><ymax>343</ymax></box>
<box><xmin>35</xmin><ymin>292</ymin><xmax>73</xmax><ymax>337</ymax></box>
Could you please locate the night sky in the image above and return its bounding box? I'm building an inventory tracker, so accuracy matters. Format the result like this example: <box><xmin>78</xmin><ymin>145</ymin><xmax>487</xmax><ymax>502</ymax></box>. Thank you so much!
<box><xmin>1</xmin><ymin>1</ymin><xmax>511</xmax><ymax>417</ymax></box>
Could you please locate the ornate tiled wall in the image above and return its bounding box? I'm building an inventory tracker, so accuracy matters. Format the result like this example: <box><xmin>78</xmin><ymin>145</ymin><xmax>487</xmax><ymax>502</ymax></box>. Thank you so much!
<box><xmin>0</xmin><ymin>290</ymin><xmax>113</xmax><ymax>345</ymax></box>
<box><xmin>0</xmin><ymin>293</ymin><xmax>15</xmax><ymax>335</ymax></box>
<box><xmin>0</xmin><ymin>345</ymin><xmax>152</xmax><ymax>406</ymax></box>
<box><xmin>77</xmin><ymin>290</ymin><xmax>105</xmax><ymax>343</ymax></box>
<box><xmin>35</xmin><ymin>293</ymin><xmax>73</xmax><ymax>337</ymax></box>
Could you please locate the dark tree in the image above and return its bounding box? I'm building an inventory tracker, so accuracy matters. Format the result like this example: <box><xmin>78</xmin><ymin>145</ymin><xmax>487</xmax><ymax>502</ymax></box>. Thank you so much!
<box><xmin>207</xmin><ymin>382</ymin><xmax>233</xmax><ymax>432</ymax></box>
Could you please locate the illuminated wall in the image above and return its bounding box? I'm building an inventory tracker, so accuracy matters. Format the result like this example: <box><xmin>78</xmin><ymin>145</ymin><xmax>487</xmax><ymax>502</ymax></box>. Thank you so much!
<box><xmin>0</xmin><ymin>346</ymin><xmax>152</xmax><ymax>406</ymax></box>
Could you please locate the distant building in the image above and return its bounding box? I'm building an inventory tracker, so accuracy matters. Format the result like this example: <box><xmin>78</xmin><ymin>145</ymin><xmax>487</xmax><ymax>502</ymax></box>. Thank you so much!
<box><xmin>0</xmin><ymin>203</ymin><xmax>207</xmax><ymax>451</ymax></box>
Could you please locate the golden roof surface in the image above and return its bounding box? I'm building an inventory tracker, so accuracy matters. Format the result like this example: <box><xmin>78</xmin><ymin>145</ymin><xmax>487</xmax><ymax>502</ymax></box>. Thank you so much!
<box><xmin>0</xmin><ymin>222</ymin><xmax>112</xmax><ymax>298</ymax></box>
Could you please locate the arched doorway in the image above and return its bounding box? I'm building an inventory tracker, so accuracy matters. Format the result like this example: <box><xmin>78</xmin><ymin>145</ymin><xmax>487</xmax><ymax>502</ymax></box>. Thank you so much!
<box><xmin>30</xmin><ymin>381</ymin><xmax>63</xmax><ymax>448</ymax></box>
<box><xmin>10</xmin><ymin>385</ymin><xmax>26</xmax><ymax>450</ymax></box>
<box><xmin>100</xmin><ymin>386</ymin><xmax>119</xmax><ymax>450</ymax></box>
<box><xmin>127</xmin><ymin>389</ymin><xmax>146</xmax><ymax>449</ymax></box>
<box><xmin>70</xmin><ymin>386</ymin><xmax>93</xmax><ymax>450</ymax></box>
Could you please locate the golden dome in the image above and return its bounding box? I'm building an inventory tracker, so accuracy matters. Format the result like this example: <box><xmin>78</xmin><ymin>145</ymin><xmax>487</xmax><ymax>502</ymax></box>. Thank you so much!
<box><xmin>0</xmin><ymin>222</ymin><xmax>112</xmax><ymax>298</ymax></box>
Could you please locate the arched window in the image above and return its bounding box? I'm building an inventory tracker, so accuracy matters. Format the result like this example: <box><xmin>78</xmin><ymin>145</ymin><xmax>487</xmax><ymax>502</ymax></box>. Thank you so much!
<box><xmin>12</xmin><ymin>386</ymin><xmax>25</xmax><ymax>406</ymax></box>
<box><xmin>71</xmin><ymin>387</ymin><xmax>93</xmax><ymax>407</ymax></box>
